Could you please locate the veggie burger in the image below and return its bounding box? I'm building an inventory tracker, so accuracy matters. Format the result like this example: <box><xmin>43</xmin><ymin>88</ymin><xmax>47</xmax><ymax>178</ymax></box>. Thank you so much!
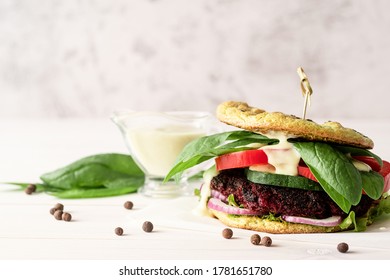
<box><xmin>165</xmin><ymin>101</ymin><xmax>390</xmax><ymax>233</ymax></box>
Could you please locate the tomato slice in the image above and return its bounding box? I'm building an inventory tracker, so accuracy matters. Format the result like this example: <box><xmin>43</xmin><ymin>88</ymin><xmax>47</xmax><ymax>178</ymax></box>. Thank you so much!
<box><xmin>352</xmin><ymin>156</ymin><xmax>382</xmax><ymax>172</ymax></box>
<box><xmin>298</xmin><ymin>165</ymin><xmax>318</xmax><ymax>182</ymax></box>
<box><xmin>215</xmin><ymin>150</ymin><xmax>268</xmax><ymax>171</ymax></box>
<box><xmin>379</xmin><ymin>160</ymin><xmax>390</xmax><ymax>177</ymax></box>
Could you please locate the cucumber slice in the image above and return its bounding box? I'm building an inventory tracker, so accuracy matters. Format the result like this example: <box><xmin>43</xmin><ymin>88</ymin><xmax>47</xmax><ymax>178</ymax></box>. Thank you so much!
<box><xmin>246</xmin><ymin>170</ymin><xmax>323</xmax><ymax>191</ymax></box>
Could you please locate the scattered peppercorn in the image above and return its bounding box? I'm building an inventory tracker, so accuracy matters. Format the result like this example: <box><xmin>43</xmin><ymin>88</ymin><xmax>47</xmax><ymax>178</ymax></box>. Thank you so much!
<box><xmin>25</xmin><ymin>184</ymin><xmax>36</xmax><ymax>195</ymax></box>
<box><xmin>54</xmin><ymin>203</ymin><xmax>64</xmax><ymax>211</ymax></box>
<box><xmin>260</xmin><ymin>236</ymin><xmax>272</xmax><ymax>247</ymax></box>
<box><xmin>49</xmin><ymin>207</ymin><xmax>57</xmax><ymax>215</ymax></box>
<box><xmin>62</xmin><ymin>212</ymin><xmax>72</xmax><ymax>222</ymax></box>
<box><xmin>54</xmin><ymin>210</ymin><xmax>63</xmax><ymax>220</ymax></box>
<box><xmin>142</xmin><ymin>221</ymin><xmax>153</xmax><ymax>233</ymax></box>
<box><xmin>250</xmin><ymin>234</ymin><xmax>261</xmax><ymax>245</ymax></box>
<box><xmin>124</xmin><ymin>201</ymin><xmax>134</xmax><ymax>210</ymax></box>
<box><xmin>337</xmin><ymin>242</ymin><xmax>349</xmax><ymax>253</ymax></box>
<box><xmin>222</xmin><ymin>228</ymin><xmax>233</xmax><ymax>239</ymax></box>
<box><xmin>115</xmin><ymin>227</ymin><xmax>124</xmax><ymax>236</ymax></box>
<box><xmin>25</xmin><ymin>188</ymin><xmax>33</xmax><ymax>195</ymax></box>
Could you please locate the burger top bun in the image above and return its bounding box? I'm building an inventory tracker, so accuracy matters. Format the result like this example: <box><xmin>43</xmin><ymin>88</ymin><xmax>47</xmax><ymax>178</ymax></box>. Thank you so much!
<box><xmin>217</xmin><ymin>101</ymin><xmax>374</xmax><ymax>149</ymax></box>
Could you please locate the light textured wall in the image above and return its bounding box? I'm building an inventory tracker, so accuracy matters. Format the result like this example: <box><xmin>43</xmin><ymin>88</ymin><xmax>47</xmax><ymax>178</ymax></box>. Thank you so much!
<box><xmin>1</xmin><ymin>0</ymin><xmax>389</xmax><ymax>119</ymax></box>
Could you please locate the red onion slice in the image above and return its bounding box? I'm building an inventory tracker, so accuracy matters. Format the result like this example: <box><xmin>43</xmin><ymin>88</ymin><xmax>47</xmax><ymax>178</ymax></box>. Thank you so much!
<box><xmin>282</xmin><ymin>215</ymin><xmax>342</xmax><ymax>227</ymax></box>
<box><xmin>210</xmin><ymin>190</ymin><xmax>227</xmax><ymax>202</ymax></box>
<box><xmin>207</xmin><ymin>198</ymin><xmax>261</xmax><ymax>215</ymax></box>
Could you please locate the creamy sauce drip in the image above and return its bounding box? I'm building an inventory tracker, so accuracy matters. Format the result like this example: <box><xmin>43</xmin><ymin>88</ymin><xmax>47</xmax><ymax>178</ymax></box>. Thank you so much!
<box><xmin>192</xmin><ymin>167</ymin><xmax>217</xmax><ymax>217</ymax></box>
<box><xmin>259</xmin><ymin>132</ymin><xmax>301</xmax><ymax>176</ymax></box>
<box><xmin>351</xmin><ymin>157</ymin><xmax>372</xmax><ymax>172</ymax></box>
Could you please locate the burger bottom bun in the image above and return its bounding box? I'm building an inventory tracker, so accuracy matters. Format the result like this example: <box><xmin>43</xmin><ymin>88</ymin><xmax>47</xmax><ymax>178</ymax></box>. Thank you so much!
<box><xmin>209</xmin><ymin>208</ymin><xmax>346</xmax><ymax>234</ymax></box>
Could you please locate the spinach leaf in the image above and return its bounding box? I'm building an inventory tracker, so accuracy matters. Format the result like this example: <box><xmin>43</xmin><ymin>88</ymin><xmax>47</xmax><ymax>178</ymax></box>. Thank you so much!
<box><xmin>164</xmin><ymin>130</ymin><xmax>276</xmax><ymax>181</ymax></box>
<box><xmin>6</xmin><ymin>182</ymin><xmax>63</xmax><ymax>192</ymax></box>
<box><xmin>227</xmin><ymin>194</ymin><xmax>240</xmax><ymax>207</ymax></box>
<box><xmin>366</xmin><ymin>195</ymin><xmax>390</xmax><ymax>225</ymax></box>
<box><xmin>360</xmin><ymin>171</ymin><xmax>384</xmax><ymax>200</ymax></box>
<box><xmin>337</xmin><ymin>211</ymin><xmax>367</xmax><ymax>232</ymax></box>
<box><xmin>46</xmin><ymin>178</ymin><xmax>144</xmax><ymax>198</ymax></box>
<box><xmin>41</xmin><ymin>153</ymin><xmax>144</xmax><ymax>189</ymax></box>
<box><xmin>6</xmin><ymin>153</ymin><xmax>145</xmax><ymax>198</ymax></box>
<box><xmin>293</xmin><ymin>142</ymin><xmax>362</xmax><ymax>213</ymax></box>
<box><xmin>41</xmin><ymin>162</ymin><xmax>142</xmax><ymax>190</ymax></box>
<box><xmin>335</xmin><ymin>145</ymin><xmax>383</xmax><ymax>167</ymax></box>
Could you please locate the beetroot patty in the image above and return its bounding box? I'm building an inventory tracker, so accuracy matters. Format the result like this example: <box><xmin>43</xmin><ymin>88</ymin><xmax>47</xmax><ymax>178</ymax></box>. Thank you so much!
<box><xmin>210</xmin><ymin>169</ymin><xmax>373</xmax><ymax>219</ymax></box>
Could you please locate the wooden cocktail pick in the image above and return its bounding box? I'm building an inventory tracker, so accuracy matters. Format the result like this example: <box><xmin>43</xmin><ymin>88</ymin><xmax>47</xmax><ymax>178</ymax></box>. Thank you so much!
<box><xmin>297</xmin><ymin>67</ymin><xmax>313</xmax><ymax>120</ymax></box>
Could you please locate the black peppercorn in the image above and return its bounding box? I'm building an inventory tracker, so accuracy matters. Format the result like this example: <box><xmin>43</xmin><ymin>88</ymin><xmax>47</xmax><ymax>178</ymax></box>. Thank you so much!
<box><xmin>25</xmin><ymin>184</ymin><xmax>36</xmax><ymax>195</ymax></box>
<box><xmin>115</xmin><ymin>227</ymin><xmax>124</xmax><ymax>236</ymax></box>
<box><xmin>124</xmin><ymin>201</ymin><xmax>133</xmax><ymax>210</ymax></box>
<box><xmin>142</xmin><ymin>221</ymin><xmax>153</xmax><ymax>233</ymax></box>
<box><xmin>222</xmin><ymin>228</ymin><xmax>233</xmax><ymax>239</ymax></box>
<box><xmin>337</xmin><ymin>242</ymin><xmax>349</xmax><ymax>253</ymax></box>
<box><xmin>62</xmin><ymin>212</ymin><xmax>72</xmax><ymax>222</ymax></box>
<box><xmin>250</xmin><ymin>234</ymin><xmax>261</xmax><ymax>245</ymax></box>
<box><xmin>260</xmin><ymin>236</ymin><xmax>272</xmax><ymax>247</ymax></box>
<box><xmin>25</xmin><ymin>188</ymin><xmax>33</xmax><ymax>195</ymax></box>
<box><xmin>54</xmin><ymin>210</ymin><xmax>63</xmax><ymax>220</ymax></box>
<box><xmin>54</xmin><ymin>203</ymin><xmax>64</xmax><ymax>211</ymax></box>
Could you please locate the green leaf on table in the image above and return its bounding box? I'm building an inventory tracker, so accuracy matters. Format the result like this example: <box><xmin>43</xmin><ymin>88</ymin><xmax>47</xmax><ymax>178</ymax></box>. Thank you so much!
<box><xmin>40</xmin><ymin>153</ymin><xmax>143</xmax><ymax>189</ymax></box>
<box><xmin>47</xmin><ymin>178</ymin><xmax>144</xmax><ymax>198</ymax></box>
<box><xmin>5</xmin><ymin>153</ymin><xmax>145</xmax><ymax>198</ymax></box>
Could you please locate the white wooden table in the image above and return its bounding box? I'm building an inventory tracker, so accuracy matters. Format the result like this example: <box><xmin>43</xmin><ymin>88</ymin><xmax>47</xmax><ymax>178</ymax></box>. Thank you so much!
<box><xmin>1</xmin><ymin>118</ymin><xmax>390</xmax><ymax>261</ymax></box>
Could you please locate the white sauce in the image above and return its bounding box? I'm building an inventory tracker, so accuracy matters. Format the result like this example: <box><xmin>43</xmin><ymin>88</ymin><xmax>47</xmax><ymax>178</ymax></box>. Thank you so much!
<box><xmin>127</xmin><ymin>126</ymin><xmax>205</xmax><ymax>177</ymax></box>
<box><xmin>351</xmin><ymin>157</ymin><xmax>372</xmax><ymax>172</ymax></box>
<box><xmin>259</xmin><ymin>132</ymin><xmax>301</xmax><ymax>176</ymax></box>
<box><xmin>192</xmin><ymin>167</ymin><xmax>217</xmax><ymax>217</ymax></box>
